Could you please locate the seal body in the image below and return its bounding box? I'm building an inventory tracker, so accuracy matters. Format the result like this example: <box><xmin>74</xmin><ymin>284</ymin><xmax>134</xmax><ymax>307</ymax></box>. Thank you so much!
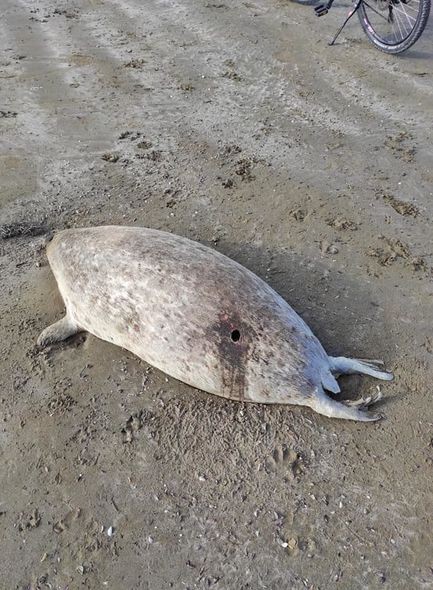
<box><xmin>38</xmin><ymin>226</ymin><xmax>392</xmax><ymax>421</ymax></box>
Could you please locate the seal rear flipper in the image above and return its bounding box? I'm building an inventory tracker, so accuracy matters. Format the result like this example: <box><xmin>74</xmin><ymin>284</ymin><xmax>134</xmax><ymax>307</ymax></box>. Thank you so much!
<box><xmin>309</xmin><ymin>388</ymin><xmax>383</xmax><ymax>422</ymax></box>
<box><xmin>343</xmin><ymin>387</ymin><xmax>383</xmax><ymax>409</ymax></box>
<box><xmin>329</xmin><ymin>356</ymin><xmax>393</xmax><ymax>381</ymax></box>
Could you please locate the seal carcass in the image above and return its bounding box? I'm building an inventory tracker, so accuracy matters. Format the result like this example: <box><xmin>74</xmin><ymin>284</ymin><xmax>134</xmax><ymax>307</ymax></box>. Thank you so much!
<box><xmin>38</xmin><ymin>226</ymin><xmax>392</xmax><ymax>421</ymax></box>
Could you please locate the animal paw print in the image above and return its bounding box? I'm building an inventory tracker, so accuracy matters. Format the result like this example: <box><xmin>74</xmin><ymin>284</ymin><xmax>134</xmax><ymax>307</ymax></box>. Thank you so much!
<box><xmin>266</xmin><ymin>446</ymin><xmax>304</xmax><ymax>478</ymax></box>
<box><xmin>121</xmin><ymin>413</ymin><xmax>143</xmax><ymax>443</ymax></box>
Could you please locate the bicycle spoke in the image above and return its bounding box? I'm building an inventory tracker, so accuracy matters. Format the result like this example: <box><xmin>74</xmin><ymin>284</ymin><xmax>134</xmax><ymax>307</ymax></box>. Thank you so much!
<box><xmin>362</xmin><ymin>0</ymin><xmax>390</xmax><ymax>19</ymax></box>
<box><xmin>393</xmin><ymin>7</ymin><xmax>407</xmax><ymax>39</ymax></box>
<box><xmin>397</xmin><ymin>2</ymin><xmax>419</xmax><ymax>13</ymax></box>
<box><xmin>393</xmin><ymin>5</ymin><xmax>416</xmax><ymax>23</ymax></box>
<box><xmin>396</xmin><ymin>5</ymin><xmax>413</xmax><ymax>35</ymax></box>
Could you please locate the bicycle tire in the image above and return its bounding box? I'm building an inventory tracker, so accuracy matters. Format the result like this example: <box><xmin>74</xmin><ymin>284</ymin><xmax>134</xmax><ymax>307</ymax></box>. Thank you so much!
<box><xmin>358</xmin><ymin>0</ymin><xmax>431</xmax><ymax>53</ymax></box>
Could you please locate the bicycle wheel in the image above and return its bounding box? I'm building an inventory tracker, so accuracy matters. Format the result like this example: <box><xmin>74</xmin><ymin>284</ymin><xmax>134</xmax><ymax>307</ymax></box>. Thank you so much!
<box><xmin>358</xmin><ymin>0</ymin><xmax>431</xmax><ymax>53</ymax></box>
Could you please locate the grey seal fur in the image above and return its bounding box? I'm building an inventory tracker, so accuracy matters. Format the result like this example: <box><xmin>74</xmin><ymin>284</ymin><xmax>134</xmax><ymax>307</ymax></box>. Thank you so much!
<box><xmin>38</xmin><ymin>226</ymin><xmax>393</xmax><ymax>421</ymax></box>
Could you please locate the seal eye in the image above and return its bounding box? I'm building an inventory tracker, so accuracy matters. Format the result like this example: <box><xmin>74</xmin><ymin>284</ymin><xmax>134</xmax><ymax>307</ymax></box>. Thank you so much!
<box><xmin>230</xmin><ymin>329</ymin><xmax>241</xmax><ymax>342</ymax></box>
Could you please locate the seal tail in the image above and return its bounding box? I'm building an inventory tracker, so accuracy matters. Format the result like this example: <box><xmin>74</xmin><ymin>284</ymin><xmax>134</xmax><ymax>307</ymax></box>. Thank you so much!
<box><xmin>329</xmin><ymin>356</ymin><xmax>393</xmax><ymax>381</ymax></box>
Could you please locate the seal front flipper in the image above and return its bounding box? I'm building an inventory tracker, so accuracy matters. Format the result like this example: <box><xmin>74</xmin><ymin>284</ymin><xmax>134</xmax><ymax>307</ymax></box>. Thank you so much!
<box><xmin>37</xmin><ymin>315</ymin><xmax>80</xmax><ymax>348</ymax></box>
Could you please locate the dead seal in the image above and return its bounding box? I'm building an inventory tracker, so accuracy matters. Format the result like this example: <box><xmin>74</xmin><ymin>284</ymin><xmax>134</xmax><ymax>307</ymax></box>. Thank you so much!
<box><xmin>38</xmin><ymin>226</ymin><xmax>392</xmax><ymax>421</ymax></box>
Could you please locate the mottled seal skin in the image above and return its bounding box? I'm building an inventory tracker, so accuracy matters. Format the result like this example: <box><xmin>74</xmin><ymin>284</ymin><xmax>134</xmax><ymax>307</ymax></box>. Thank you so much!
<box><xmin>38</xmin><ymin>226</ymin><xmax>393</xmax><ymax>421</ymax></box>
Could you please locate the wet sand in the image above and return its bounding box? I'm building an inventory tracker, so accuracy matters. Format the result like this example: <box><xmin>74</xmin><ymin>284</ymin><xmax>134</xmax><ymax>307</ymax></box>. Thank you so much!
<box><xmin>1</xmin><ymin>0</ymin><xmax>433</xmax><ymax>588</ymax></box>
